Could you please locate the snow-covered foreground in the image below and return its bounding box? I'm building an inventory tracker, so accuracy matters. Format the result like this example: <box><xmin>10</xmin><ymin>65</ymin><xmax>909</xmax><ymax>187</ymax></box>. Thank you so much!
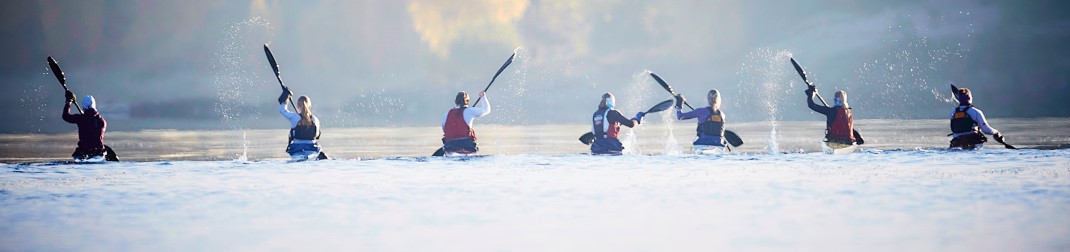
<box><xmin>2</xmin><ymin>150</ymin><xmax>1069</xmax><ymax>251</ymax></box>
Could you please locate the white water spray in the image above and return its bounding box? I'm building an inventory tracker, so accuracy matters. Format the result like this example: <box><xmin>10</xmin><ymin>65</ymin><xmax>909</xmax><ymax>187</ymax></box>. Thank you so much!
<box><xmin>661</xmin><ymin>110</ymin><xmax>682</xmax><ymax>155</ymax></box>
<box><xmin>211</xmin><ymin>17</ymin><xmax>274</xmax><ymax>160</ymax></box>
<box><xmin>619</xmin><ymin>70</ymin><xmax>655</xmax><ymax>155</ymax></box>
<box><xmin>738</xmin><ymin>49</ymin><xmax>794</xmax><ymax>154</ymax></box>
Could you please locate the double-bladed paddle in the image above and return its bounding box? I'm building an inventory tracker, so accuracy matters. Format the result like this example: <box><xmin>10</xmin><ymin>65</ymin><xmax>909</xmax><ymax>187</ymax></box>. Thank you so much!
<box><xmin>647</xmin><ymin>72</ymin><xmax>744</xmax><ymax>148</ymax></box>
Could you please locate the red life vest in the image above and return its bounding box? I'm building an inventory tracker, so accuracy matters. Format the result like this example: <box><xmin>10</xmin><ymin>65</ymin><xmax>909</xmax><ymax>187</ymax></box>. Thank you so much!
<box><xmin>827</xmin><ymin>106</ymin><xmax>855</xmax><ymax>142</ymax></box>
<box><xmin>443</xmin><ymin>108</ymin><xmax>476</xmax><ymax>140</ymax></box>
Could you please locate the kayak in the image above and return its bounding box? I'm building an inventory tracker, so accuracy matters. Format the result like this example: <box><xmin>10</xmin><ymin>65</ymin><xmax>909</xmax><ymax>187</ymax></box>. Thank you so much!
<box><xmin>73</xmin><ymin>155</ymin><xmax>107</xmax><ymax>163</ymax></box>
<box><xmin>821</xmin><ymin>142</ymin><xmax>859</xmax><ymax>154</ymax></box>
<box><xmin>290</xmin><ymin>151</ymin><xmax>322</xmax><ymax>161</ymax></box>
<box><xmin>692</xmin><ymin>145</ymin><xmax>726</xmax><ymax>155</ymax></box>
<box><xmin>590</xmin><ymin>151</ymin><xmax>623</xmax><ymax>156</ymax></box>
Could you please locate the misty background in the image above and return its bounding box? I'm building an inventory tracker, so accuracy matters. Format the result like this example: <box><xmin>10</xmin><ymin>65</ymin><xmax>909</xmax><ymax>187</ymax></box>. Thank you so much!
<box><xmin>1</xmin><ymin>0</ymin><xmax>1068</xmax><ymax>134</ymax></box>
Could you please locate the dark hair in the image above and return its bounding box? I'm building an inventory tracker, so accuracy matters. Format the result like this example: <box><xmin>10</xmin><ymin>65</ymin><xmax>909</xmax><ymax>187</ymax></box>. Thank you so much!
<box><xmin>455</xmin><ymin>92</ymin><xmax>469</xmax><ymax>107</ymax></box>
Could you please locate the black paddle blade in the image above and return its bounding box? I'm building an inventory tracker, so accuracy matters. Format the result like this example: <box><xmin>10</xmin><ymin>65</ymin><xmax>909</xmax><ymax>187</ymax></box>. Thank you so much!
<box><xmin>47</xmin><ymin>56</ymin><xmax>66</xmax><ymax>85</ymax></box>
<box><xmin>789</xmin><ymin>57</ymin><xmax>810</xmax><ymax>86</ymax></box>
<box><xmin>649</xmin><ymin>72</ymin><xmax>674</xmax><ymax>94</ymax></box>
<box><xmin>994</xmin><ymin>137</ymin><xmax>1017</xmax><ymax>149</ymax></box>
<box><xmin>432</xmin><ymin>147</ymin><xmax>446</xmax><ymax>156</ymax></box>
<box><xmin>264</xmin><ymin>44</ymin><xmax>281</xmax><ymax>77</ymax></box>
<box><xmin>649</xmin><ymin>72</ymin><xmax>694</xmax><ymax>110</ymax></box>
<box><xmin>579</xmin><ymin>132</ymin><xmax>595</xmax><ymax>145</ymax></box>
<box><xmin>645</xmin><ymin>99</ymin><xmax>675</xmax><ymax>114</ymax></box>
<box><xmin>950</xmin><ymin>84</ymin><xmax>960</xmax><ymax>95</ymax></box>
<box><xmin>725</xmin><ymin>130</ymin><xmax>744</xmax><ymax>147</ymax></box>
<box><xmin>853</xmin><ymin>129</ymin><xmax>865</xmax><ymax>145</ymax></box>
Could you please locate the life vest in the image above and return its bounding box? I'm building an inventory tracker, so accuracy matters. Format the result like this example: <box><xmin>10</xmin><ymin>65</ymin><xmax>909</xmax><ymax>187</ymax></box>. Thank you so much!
<box><xmin>696</xmin><ymin>107</ymin><xmax>725</xmax><ymax>137</ymax></box>
<box><xmin>443</xmin><ymin>108</ymin><xmax>476</xmax><ymax>140</ymax></box>
<box><xmin>592</xmin><ymin>108</ymin><xmax>621</xmax><ymax>139</ymax></box>
<box><xmin>289</xmin><ymin>116</ymin><xmax>319</xmax><ymax>142</ymax></box>
<box><xmin>827</xmin><ymin>106</ymin><xmax>855</xmax><ymax>142</ymax></box>
<box><xmin>950</xmin><ymin>106</ymin><xmax>977</xmax><ymax>134</ymax></box>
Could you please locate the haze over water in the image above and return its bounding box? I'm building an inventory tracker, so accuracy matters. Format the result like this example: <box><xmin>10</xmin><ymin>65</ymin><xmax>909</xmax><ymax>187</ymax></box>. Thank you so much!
<box><xmin>2</xmin><ymin>1</ymin><xmax>1069</xmax><ymax>135</ymax></box>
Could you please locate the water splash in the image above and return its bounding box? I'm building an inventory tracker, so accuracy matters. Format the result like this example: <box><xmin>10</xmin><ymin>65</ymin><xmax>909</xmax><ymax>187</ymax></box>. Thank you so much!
<box><xmin>19</xmin><ymin>81</ymin><xmax>49</xmax><ymax>133</ymax></box>
<box><xmin>335</xmin><ymin>89</ymin><xmax>405</xmax><ymax>127</ymax></box>
<box><xmin>737</xmin><ymin>49</ymin><xmax>794</xmax><ymax>154</ymax></box>
<box><xmin>485</xmin><ymin>46</ymin><xmax>529</xmax><ymax>125</ymax></box>
<box><xmin>619</xmin><ymin>70</ymin><xmax>656</xmax><ymax>155</ymax></box>
<box><xmin>211</xmin><ymin>17</ymin><xmax>274</xmax><ymax>160</ymax></box>
<box><xmin>850</xmin><ymin>14</ymin><xmax>975</xmax><ymax>117</ymax></box>
<box><xmin>661</xmin><ymin>110</ymin><xmax>682</xmax><ymax>155</ymax></box>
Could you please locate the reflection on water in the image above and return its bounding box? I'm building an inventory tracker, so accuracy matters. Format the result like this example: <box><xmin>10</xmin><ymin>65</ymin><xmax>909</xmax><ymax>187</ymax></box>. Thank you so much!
<box><xmin>1</xmin><ymin>118</ymin><xmax>1067</xmax><ymax>162</ymax></box>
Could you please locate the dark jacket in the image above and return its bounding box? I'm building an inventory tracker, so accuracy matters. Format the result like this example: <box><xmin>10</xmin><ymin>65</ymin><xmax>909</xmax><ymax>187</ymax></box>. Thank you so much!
<box><xmin>63</xmin><ymin>103</ymin><xmax>106</xmax><ymax>149</ymax></box>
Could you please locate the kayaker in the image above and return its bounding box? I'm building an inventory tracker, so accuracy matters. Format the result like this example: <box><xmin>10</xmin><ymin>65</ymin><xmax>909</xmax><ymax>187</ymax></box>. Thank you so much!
<box><xmin>279</xmin><ymin>87</ymin><xmax>327</xmax><ymax>160</ymax></box>
<box><xmin>440</xmin><ymin>91</ymin><xmax>490</xmax><ymax>155</ymax></box>
<box><xmin>62</xmin><ymin>90</ymin><xmax>117</xmax><ymax>161</ymax></box>
<box><xmin>590</xmin><ymin>93</ymin><xmax>645</xmax><ymax>155</ymax></box>
<box><xmin>805</xmin><ymin>87</ymin><xmax>863</xmax><ymax>146</ymax></box>
<box><xmin>949</xmin><ymin>86</ymin><xmax>1003</xmax><ymax>149</ymax></box>
<box><xmin>675</xmin><ymin>89</ymin><xmax>728</xmax><ymax>148</ymax></box>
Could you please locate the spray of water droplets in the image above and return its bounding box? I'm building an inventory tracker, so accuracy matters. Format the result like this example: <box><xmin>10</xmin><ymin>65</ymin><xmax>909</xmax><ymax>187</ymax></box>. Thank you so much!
<box><xmin>850</xmin><ymin>25</ymin><xmax>973</xmax><ymax>118</ymax></box>
<box><xmin>617</xmin><ymin>70</ymin><xmax>659</xmax><ymax>155</ymax></box>
<box><xmin>737</xmin><ymin>48</ymin><xmax>795</xmax><ymax>154</ymax></box>
<box><xmin>484</xmin><ymin>46</ymin><xmax>530</xmax><ymax>125</ymax></box>
<box><xmin>19</xmin><ymin>80</ymin><xmax>50</xmax><ymax>133</ymax></box>
<box><xmin>210</xmin><ymin>17</ymin><xmax>275</xmax><ymax>160</ymax></box>
<box><xmin>336</xmin><ymin>90</ymin><xmax>406</xmax><ymax>127</ymax></box>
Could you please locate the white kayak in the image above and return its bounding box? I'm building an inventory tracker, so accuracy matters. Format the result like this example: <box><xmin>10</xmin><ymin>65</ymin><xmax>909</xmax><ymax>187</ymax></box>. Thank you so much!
<box><xmin>821</xmin><ymin>142</ymin><xmax>859</xmax><ymax>154</ymax></box>
<box><xmin>290</xmin><ymin>151</ymin><xmax>322</xmax><ymax>162</ymax></box>
<box><xmin>693</xmin><ymin>145</ymin><xmax>727</xmax><ymax>155</ymax></box>
<box><xmin>73</xmin><ymin>155</ymin><xmax>107</xmax><ymax>163</ymax></box>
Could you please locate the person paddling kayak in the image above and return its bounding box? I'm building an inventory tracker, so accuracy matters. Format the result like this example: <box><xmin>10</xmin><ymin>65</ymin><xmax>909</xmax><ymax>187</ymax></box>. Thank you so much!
<box><xmin>590</xmin><ymin>93</ymin><xmax>645</xmax><ymax>155</ymax></box>
<box><xmin>63</xmin><ymin>91</ymin><xmax>117</xmax><ymax>161</ymax></box>
<box><xmin>441</xmin><ymin>91</ymin><xmax>490</xmax><ymax>155</ymax></box>
<box><xmin>674</xmin><ymin>90</ymin><xmax>728</xmax><ymax>148</ymax></box>
<box><xmin>949</xmin><ymin>86</ymin><xmax>1003</xmax><ymax>149</ymax></box>
<box><xmin>805</xmin><ymin>87</ymin><xmax>863</xmax><ymax>146</ymax></box>
<box><xmin>279</xmin><ymin>87</ymin><xmax>327</xmax><ymax>160</ymax></box>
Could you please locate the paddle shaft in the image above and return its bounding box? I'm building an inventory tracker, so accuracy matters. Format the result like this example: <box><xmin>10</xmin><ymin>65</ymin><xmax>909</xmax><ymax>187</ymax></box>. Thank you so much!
<box><xmin>790</xmin><ymin>58</ymin><xmax>831</xmax><ymax>107</ymax></box>
<box><xmin>649</xmin><ymin>72</ymin><xmax>695</xmax><ymax>110</ymax></box>
<box><xmin>472</xmin><ymin>53</ymin><xmax>516</xmax><ymax>106</ymax></box>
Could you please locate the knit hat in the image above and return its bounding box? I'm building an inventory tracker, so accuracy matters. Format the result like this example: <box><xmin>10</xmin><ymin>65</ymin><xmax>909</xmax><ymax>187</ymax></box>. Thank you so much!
<box><xmin>82</xmin><ymin>95</ymin><xmax>96</xmax><ymax>110</ymax></box>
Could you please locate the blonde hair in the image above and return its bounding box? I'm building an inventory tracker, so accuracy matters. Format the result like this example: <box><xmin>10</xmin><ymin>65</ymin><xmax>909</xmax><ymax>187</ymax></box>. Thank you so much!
<box><xmin>834</xmin><ymin>90</ymin><xmax>848</xmax><ymax>107</ymax></box>
<box><xmin>707</xmin><ymin>89</ymin><xmax>721</xmax><ymax>110</ymax></box>
<box><xmin>296</xmin><ymin>96</ymin><xmax>313</xmax><ymax>126</ymax></box>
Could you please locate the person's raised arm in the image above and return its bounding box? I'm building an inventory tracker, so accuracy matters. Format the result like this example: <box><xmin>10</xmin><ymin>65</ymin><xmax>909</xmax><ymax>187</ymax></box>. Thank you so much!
<box><xmin>62</xmin><ymin>91</ymin><xmax>76</xmax><ymax>123</ymax></box>
<box><xmin>805</xmin><ymin>88</ymin><xmax>831</xmax><ymax>115</ymax></box>
<box><xmin>471</xmin><ymin>92</ymin><xmax>490</xmax><ymax>117</ymax></box>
